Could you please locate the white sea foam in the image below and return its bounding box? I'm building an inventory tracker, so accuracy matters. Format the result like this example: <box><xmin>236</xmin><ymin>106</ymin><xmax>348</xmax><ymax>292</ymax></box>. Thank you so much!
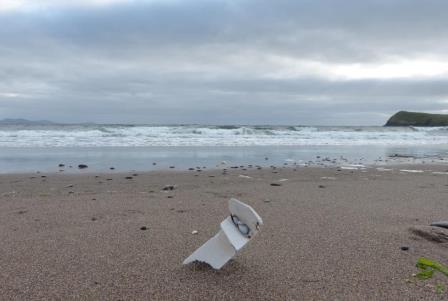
<box><xmin>0</xmin><ymin>125</ymin><xmax>447</xmax><ymax>147</ymax></box>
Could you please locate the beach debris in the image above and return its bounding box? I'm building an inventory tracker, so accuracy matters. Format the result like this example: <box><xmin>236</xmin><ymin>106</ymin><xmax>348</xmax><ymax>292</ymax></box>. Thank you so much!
<box><xmin>320</xmin><ymin>177</ymin><xmax>336</xmax><ymax>180</ymax></box>
<box><xmin>340</xmin><ymin>166</ymin><xmax>358</xmax><ymax>170</ymax></box>
<box><xmin>2</xmin><ymin>190</ymin><xmax>17</xmax><ymax>197</ymax></box>
<box><xmin>183</xmin><ymin>198</ymin><xmax>263</xmax><ymax>270</ymax></box>
<box><xmin>409</xmin><ymin>226</ymin><xmax>448</xmax><ymax>243</ymax></box>
<box><xmin>376</xmin><ymin>167</ymin><xmax>393</xmax><ymax>172</ymax></box>
<box><xmin>432</xmin><ymin>171</ymin><xmax>448</xmax><ymax>175</ymax></box>
<box><xmin>436</xmin><ymin>284</ymin><xmax>446</xmax><ymax>294</ymax></box>
<box><xmin>78</xmin><ymin>164</ymin><xmax>88</xmax><ymax>169</ymax></box>
<box><xmin>279</xmin><ymin>178</ymin><xmax>289</xmax><ymax>182</ymax></box>
<box><xmin>192</xmin><ymin>230</ymin><xmax>198</xmax><ymax>235</ymax></box>
<box><xmin>430</xmin><ymin>221</ymin><xmax>448</xmax><ymax>229</ymax></box>
<box><xmin>162</xmin><ymin>185</ymin><xmax>176</xmax><ymax>191</ymax></box>
<box><xmin>399</xmin><ymin>169</ymin><xmax>424</xmax><ymax>173</ymax></box>
<box><xmin>110</xmin><ymin>167</ymin><xmax>115</xmax><ymax>170</ymax></box>
<box><xmin>238</xmin><ymin>175</ymin><xmax>252</xmax><ymax>179</ymax></box>
<box><xmin>415</xmin><ymin>257</ymin><xmax>448</xmax><ymax>280</ymax></box>
<box><xmin>270</xmin><ymin>183</ymin><xmax>282</xmax><ymax>186</ymax></box>
<box><xmin>58</xmin><ymin>163</ymin><xmax>65</xmax><ymax>167</ymax></box>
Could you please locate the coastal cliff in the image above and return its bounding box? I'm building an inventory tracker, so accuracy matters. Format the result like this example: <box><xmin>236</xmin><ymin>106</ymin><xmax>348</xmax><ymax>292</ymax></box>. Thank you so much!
<box><xmin>385</xmin><ymin>111</ymin><xmax>448</xmax><ymax>126</ymax></box>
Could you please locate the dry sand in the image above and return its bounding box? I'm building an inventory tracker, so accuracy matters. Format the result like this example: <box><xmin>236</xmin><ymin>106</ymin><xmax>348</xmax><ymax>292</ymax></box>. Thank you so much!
<box><xmin>1</xmin><ymin>165</ymin><xmax>448</xmax><ymax>300</ymax></box>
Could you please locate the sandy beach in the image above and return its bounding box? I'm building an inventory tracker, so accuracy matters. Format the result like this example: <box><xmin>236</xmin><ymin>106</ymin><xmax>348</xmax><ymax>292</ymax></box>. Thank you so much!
<box><xmin>1</xmin><ymin>165</ymin><xmax>448</xmax><ymax>300</ymax></box>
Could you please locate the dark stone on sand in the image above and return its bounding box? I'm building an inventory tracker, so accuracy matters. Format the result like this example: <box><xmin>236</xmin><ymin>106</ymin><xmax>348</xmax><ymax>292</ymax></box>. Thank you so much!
<box><xmin>270</xmin><ymin>183</ymin><xmax>282</xmax><ymax>186</ymax></box>
<box><xmin>162</xmin><ymin>185</ymin><xmax>175</xmax><ymax>191</ymax></box>
<box><xmin>78</xmin><ymin>164</ymin><xmax>88</xmax><ymax>169</ymax></box>
<box><xmin>430</xmin><ymin>221</ymin><xmax>448</xmax><ymax>229</ymax></box>
<box><xmin>167</xmin><ymin>196</ymin><xmax>173</xmax><ymax>198</ymax></box>
<box><xmin>318</xmin><ymin>185</ymin><xmax>326</xmax><ymax>188</ymax></box>
<box><xmin>188</xmin><ymin>168</ymin><xmax>195</xmax><ymax>170</ymax></box>
<box><xmin>133</xmin><ymin>173</ymin><xmax>138</xmax><ymax>176</ymax></box>
<box><xmin>140</xmin><ymin>226</ymin><xmax>148</xmax><ymax>230</ymax></box>
<box><xmin>400</xmin><ymin>246</ymin><xmax>409</xmax><ymax>251</ymax></box>
<box><xmin>170</xmin><ymin>166</ymin><xmax>175</xmax><ymax>169</ymax></box>
<box><xmin>58</xmin><ymin>163</ymin><xmax>65</xmax><ymax>167</ymax></box>
<box><xmin>106</xmin><ymin>178</ymin><xmax>112</xmax><ymax>181</ymax></box>
<box><xmin>41</xmin><ymin>175</ymin><xmax>46</xmax><ymax>178</ymax></box>
<box><xmin>409</xmin><ymin>226</ymin><xmax>448</xmax><ymax>243</ymax></box>
<box><xmin>125</xmin><ymin>176</ymin><xmax>133</xmax><ymax>179</ymax></box>
<box><xmin>152</xmin><ymin>162</ymin><xmax>157</xmax><ymax>165</ymax></box>
<box><xmin>110</xmin><ymin>167</ymin><xmax>115</xmax><ymax>170</ymax></box>
<box><xmin>91</xmin><ymin>217</ymin><xmax>97</xmax><ymax>221</ymax></box>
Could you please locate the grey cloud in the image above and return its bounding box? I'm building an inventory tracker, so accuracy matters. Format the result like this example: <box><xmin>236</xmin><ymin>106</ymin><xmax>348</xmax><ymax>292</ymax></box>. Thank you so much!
<box><xmin>1</xmin><ymin>0</ymin><xmax>448</xmax><ymax>125</ymax></box>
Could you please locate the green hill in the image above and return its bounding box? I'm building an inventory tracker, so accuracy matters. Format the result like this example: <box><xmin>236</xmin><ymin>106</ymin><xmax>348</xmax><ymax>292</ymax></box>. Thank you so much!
<box><xmin>385</xmin><ymin>111</ymin><xmax>448</xmax><ymax>126</ymax></box>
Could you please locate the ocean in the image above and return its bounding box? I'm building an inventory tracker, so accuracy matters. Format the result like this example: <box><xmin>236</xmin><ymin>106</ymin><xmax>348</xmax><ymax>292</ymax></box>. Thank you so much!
<box><xmin>0</xmin><ymin>124</ymin><xmax>447</xmax><ymax>173</ymax></box>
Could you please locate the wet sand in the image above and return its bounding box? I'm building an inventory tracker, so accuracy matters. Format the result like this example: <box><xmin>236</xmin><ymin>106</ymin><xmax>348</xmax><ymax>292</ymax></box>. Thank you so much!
<box><xmin>1</xmin><ymin>165</ymin><xmax>448</xmax><ymax>300</ymax></box>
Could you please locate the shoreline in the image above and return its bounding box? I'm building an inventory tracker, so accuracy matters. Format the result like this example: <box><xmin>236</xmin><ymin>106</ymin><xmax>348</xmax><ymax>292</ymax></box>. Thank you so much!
<box><xmin>1</xmin><ymin>165</ymin><xmax>448</xmax><ymax>300</ymax></box>
<box><xmin>0</xmin><ymin>144</ymin><xmax>447</xmax><ymax>174</ymax></box>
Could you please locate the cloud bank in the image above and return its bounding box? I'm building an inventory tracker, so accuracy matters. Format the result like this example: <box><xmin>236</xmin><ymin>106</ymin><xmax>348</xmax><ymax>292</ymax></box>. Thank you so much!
<box><xmin>1</xmin><ymin>0</ymin><xmax>447</xmax><ymax>125</ymax></box>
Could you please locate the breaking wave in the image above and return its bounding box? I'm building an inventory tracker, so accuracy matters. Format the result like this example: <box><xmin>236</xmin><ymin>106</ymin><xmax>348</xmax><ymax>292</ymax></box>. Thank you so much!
<box><xmin>0</xmin><ymin>124</ymin><xmax>447</xmax><ymax>147</ymax></box>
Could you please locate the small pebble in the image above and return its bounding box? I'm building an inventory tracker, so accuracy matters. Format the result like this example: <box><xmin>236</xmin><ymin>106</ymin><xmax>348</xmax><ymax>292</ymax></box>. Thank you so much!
<box><xmin>192</xmin><ymin>230</ymin><xmax>198</xmax><ymax>235</ymax></box>
<box><xmin>400</xmin><ymin>246</ymin><xmax>409</xmax><ymax>251</ymax></box>
<box><xmin>140</xmin><ymin>226</ymin><xmax>148</xmax><ymax>231</ymax></box>
<box><xmin>162</xmin><ymin>185</ymin><xmax>175</xmax><ymax>191</ymax></box>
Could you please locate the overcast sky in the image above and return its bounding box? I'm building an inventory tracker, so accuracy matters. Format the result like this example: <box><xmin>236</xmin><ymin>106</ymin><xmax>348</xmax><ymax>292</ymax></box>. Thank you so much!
<box><xmin>1</xmin><ymin>0</ymin><xmax>447</xmax><ymax>125</ymax></box>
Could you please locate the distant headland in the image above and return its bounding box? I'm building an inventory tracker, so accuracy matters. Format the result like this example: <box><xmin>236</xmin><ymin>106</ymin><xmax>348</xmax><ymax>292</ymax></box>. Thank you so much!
<box><xmin>385</xmin><ymin>111</ymin><xmax>448</xmax><ymax>126</ymax></box>
<box><xmin>0</xmin><ymin>118</ymin><xmax>55</xmax><ymax>125</ymax></box>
